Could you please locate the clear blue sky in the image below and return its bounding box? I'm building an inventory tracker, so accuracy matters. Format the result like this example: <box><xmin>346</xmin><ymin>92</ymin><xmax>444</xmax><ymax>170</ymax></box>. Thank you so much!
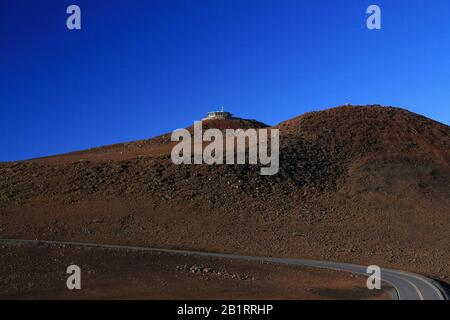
<box><xmin>1</xmin><ymin>0</ymin><xmax>449</xmax><ymax>161</ymax></box>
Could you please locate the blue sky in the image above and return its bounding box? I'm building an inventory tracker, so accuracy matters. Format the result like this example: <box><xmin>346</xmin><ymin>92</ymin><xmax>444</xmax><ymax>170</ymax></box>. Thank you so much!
<box><xmin>1</xmin><ymin>0</ymin><xmax>449</xmax><ymax>161</ymax></box>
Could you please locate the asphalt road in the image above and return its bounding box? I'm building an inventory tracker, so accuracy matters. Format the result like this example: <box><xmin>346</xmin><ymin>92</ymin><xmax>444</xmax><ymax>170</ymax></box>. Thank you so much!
<box><xmin>0</xmin><ymin>238</ymin><xmax>446</xmax><ymax>300</ymax></box>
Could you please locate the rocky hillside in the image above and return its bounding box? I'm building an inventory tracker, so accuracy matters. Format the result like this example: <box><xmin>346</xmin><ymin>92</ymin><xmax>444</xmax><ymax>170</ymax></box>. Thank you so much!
<box><xmin>0</xmin><ymin>105</ymin><xmax>449</xmax><ymax>282</ymax></box>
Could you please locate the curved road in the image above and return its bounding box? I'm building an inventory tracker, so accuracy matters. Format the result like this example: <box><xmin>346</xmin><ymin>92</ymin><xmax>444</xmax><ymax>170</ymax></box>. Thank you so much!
<box><xmin>0</xmin><ymin>238</ymin><xmax>446</xmax><ymax>300</ymax></box>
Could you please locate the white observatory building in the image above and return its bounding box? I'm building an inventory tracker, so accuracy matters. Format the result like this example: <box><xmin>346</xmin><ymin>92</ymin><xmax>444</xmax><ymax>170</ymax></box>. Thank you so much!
<box><xmin>203</xmin><ymin>106</ymin><xmax>232</xmax><ymax>120</ymax></box>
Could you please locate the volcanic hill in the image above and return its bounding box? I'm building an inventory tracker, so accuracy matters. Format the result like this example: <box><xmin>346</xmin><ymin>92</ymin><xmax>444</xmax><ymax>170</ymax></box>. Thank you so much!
<box><xmin>0</xmin><ymin>105</ymin><xmax>449</xmax><ymax>282</ymax></box>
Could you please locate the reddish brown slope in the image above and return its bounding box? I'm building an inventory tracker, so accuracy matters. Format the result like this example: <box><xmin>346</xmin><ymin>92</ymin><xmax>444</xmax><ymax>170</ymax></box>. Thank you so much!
<box><xmin>24</xmin><ymin>118</ymin><xmax>268</xmax><ymax>165</ymax></box>
<box><xmin>0</xmin><ymin>105</ymin><xmax>449</xmax><ymax>281</ymax></box>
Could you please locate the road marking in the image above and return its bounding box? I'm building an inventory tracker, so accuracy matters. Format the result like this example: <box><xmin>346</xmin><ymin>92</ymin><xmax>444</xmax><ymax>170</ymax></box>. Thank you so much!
<box><xmin>0</xmin><ymin>238</ymin><xmax>445</xmax><ymax>300</ymax></box>
<box><xmin>388</xmin><ymin>269</ymin><xmax>445</xmax><ymax>300</ymax></box>
<box><xmin>402</xmin><ymin>277</ymin><xmax>424</xmax><ymax>300</ymax></box>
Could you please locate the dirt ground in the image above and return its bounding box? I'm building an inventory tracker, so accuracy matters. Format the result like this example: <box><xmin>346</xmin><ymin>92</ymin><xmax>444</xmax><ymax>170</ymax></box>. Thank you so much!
<box><xmin>0</xmin><ymin>242</ymin><xmax>392</xmax><ymax>300</ymax></box>
<box><xmin>1</xmin><ymin>105</ymin><xmax>449</xmax><ymax>285</ymax></box>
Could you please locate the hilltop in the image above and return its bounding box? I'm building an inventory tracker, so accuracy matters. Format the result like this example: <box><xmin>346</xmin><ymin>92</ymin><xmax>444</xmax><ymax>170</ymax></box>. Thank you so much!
<box><xmin>0</xmin><ymin>105</ymin><xmax>449</xmax><ymax>282</ymax></box>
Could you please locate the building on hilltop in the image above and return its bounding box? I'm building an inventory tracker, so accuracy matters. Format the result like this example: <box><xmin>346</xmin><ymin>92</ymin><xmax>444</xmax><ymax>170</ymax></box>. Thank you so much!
<box><xmin>203</xmin><ymin>106</ymin><xmax>233</xmax><ymax>120</ymax></box>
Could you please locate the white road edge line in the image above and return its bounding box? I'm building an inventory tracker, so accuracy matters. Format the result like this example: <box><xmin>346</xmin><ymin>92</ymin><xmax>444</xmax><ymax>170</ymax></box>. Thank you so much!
<box><xmin>388</xmin><ymin>269</ymin><xmax>445</xmax><ymax>300</ymax></box>
<box><xmin>0</xmin><ymin>238</ymin><xmax>445</xmax><ymax>300</ymax></box>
